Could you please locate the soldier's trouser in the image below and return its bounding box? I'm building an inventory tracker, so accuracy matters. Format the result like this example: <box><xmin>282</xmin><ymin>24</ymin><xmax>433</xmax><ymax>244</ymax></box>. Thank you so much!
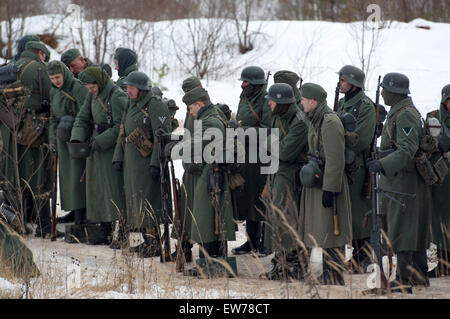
<box><xmin>352</xmin><ymin>238</ymin><xmax>371</xmax><ymax>266</ymax></box>
<box><xmin>246</xmin><ymin>220</ymin><xmax>260</xmax><ymax>249</ymax></box>
<box><xmin>396</xmin><ymin>250</ymin><xmax>429</xmax><ymax>285</ymax></box>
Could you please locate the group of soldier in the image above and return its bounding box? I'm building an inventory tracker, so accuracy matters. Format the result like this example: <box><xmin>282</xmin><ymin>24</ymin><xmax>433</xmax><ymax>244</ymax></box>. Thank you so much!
<box><xmin>0</xmin><ymin>35</ymin><xmax>449</xmax><ymax>292</ymax></box>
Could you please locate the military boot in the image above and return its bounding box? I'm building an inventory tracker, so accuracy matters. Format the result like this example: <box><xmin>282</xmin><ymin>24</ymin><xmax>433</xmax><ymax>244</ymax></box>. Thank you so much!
<box><xmin>391</xmin><ymin>251</ymin><xmax>414</xmax><ymax>293</ymax></box>
<box><xmin>171</xmin><ymin>237</ymin><xmax>193</xmax><ymax>263</ymax></box>
<box><xmin>35</xmin><ymin>202</ymin><xmax>64</xmax><ymax>238</ymax></box>
<box><xmin>317</xmin><ymin>248</ymin><xmax>345</xmax><ymax>286</ymax></box>
<box><xmin>109</xmin><ymin>221</ymin><xmax>128</xmax><ymax>250</ymax></box>
<box><xmin>136</xmin><ymin>230</ymin><xmax>161</xmax><ymax>258</ymax></box>
<box><xmin>57</xmin><ymin>210</ymin><xmax>75</xmax><ymax>224</ymax></box>
<box><xmin>231</xmin><ymin>220</ymin><xmax>259</xmax><ymax>255</ymax></box>
<box><xmin>410</xmin><ymin>250</ymin><xmax>430</xmax><ymax>287</ymax></box>
<box><xmin>73</xmin><ymin>209</ymin><xmax>86</xmax><ymax>225</ymax></box>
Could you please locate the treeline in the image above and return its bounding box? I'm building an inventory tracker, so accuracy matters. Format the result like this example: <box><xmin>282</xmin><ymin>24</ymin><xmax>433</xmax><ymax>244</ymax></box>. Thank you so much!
<box><xmin>1</xmin><ymin>0</ymin><xmax>449</xmax><ymax>23</ymax></box>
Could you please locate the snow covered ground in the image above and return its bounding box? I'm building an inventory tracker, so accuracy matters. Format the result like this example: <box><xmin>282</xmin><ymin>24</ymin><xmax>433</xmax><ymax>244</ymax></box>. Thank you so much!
<box><xmin>1</xmin><ymin>15</ymin><xmax>449</xmax><ymax>299</ymax></box>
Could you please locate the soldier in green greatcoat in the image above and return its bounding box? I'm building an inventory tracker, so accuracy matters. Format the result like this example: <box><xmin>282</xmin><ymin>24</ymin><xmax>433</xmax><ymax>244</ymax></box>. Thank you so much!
<box><xmin>367</xmin><ymin>73</ymin><xmax>433</xmax><ymax>290</ymax></box>
<box><xmin>299</xmin><ymin>83</ymin><xmax>352</xmax><ymax>286</ymax></box>
<box><xmin>46</xmin><ymin>61</ymin><xmax>89</xmax><ymax>225</ymax></box>
<box><xmin>2</xmin><ymin>41</ymin><xmax>54</xmax><ymax>237</ymax></box>
<box><xmin>232</xmin><ymin>66</ymin><xmax>272</xmax><ymax>256</ymax></box>
<box><xmin>176</xmin><ymin>88</ymin><xmax>237</xmax><ymax>277</ymax></box>
<box><xmin>262</xmin><ymin>83</ymin><xmax>309</xmax><ymax>281</ymax></box>
<box><xmin>425</xmin><ymin>84</ymin><xmax>450</xmax><ymax>277</ymax></box>
<box><xmin>61</xmin><ymin>48</ymin><xmax>94</xmax><ymax>78</ymax></box>
<box><xmin>114</xmin><ymin>48</ymin><xmax>139</xmax><ymax>92</ymax></box>
<box><xmin>336</xmin><ymin>65</ymin><xmax>376</xmax><ymax>272</ymax></box>
<box><xmin>70</xmin><ymin>66</ymin><xmax>127</xmax><ymax>244</ymax></box>
<box><xmin>112</xmin><ymin>71</ymin><xmax>171</xmax><ymax>256</ymax></box>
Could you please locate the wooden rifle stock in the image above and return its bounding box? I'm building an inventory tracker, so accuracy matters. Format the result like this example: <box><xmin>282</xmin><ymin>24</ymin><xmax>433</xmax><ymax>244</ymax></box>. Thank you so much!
<box><xmin>333</xmin><ymin>81</ymin><xmax>340</xmax><ymax>112</ymax></box>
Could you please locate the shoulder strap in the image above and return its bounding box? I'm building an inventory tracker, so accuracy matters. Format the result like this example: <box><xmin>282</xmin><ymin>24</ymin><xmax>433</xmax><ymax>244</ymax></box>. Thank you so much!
<box><xmin>243</xmin><ymin>97</ymin><xmax>262</xmax><ymax>124</ymax></box>
<box><xmin>18</xmin><ymin>59</ymin><xmax>36</xmax><ymax>81</ymax></box>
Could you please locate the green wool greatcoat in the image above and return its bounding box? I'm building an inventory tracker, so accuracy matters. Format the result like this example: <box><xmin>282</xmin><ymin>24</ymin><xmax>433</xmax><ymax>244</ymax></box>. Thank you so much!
<box><xmin>426</xmin><ymin>105</ymin><xmax>450</xmax><ymax>250</ymax></box>
<box><xmin>379</xmin><ymin>97</ymin><xmax>432</xmax><ymax>252</ymax></box>
<box><xmin>178</xmin><ymin>105</ymin><xmax>228</xmax><ymax>239</ymax></box>
<box><xmin>112</xmin><ymin>91</ymin><xmax>171</xmax><ymax>230</ymax></box>
<box><xmin>299</xmin><ymin>101</ymin><xmax>352</xmax><ymax>249</ymax></box>
<box><xmin>337</xmin><ymin>90</ymin><xmax>376</xmax><ymax>240</ymax></box>
<box><xmin>71</xmin><ymin>80</ymin><xmax>127</xmax><ymax>223</ymax></box>
<box><xmin>2</xmin><ymin>50</ymin><xmax>53</xmax><ymax>199</ymax></box>
<box><xmin>49</xmin><ymin>66</ymin><xmax>89</xmax><ymax>211</ymax></box>
<box><xmin>181</xmin><ymin>105</ymin><xmax>236</xmax><ymax>244</ymax></box>
<box><xmin>266</xmin><ymin>103</ymin><xmax>309</xmax><ymax>251</ymax></box>
<box><xmin>115</xmin><ymin>64</ymin><xmax>139</xmax><ymax>92</ymax></box>
<box><xmin>235</xmin><ymin>86</ymin><xmax>272</xmax><ymax>222</ymax></box>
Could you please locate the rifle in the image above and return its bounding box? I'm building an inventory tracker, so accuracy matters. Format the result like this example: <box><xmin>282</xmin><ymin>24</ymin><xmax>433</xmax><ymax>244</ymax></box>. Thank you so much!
<box><xmin>266</xmin><ymin>71</ymin><xmax>271</xmax><ymax>84</ymax></box>
<box><xmin>299</xmin><ymin>77</ymin><xmax>303</xmax><ymax>90</ymax></box>
<box><xmin>169</xmin><ymin>158</ymin><xmax>185</xmax><ymax>272</ymax></box>
<box><xmin>361</xmin><ymin>77</ymin><xmax>383</xmax><ymax>199</ymax></box>
<box><xmin>367</xmin><ymin>75</ymin><xmax>389</xmax><ymax>291</ymax></box>
<box><xmin>50</xmin><ymin>152</ymin><xmax>57</xmax><ymax>241</ymax></box>
<box><xmin>208</xmin><ymin>163</ymin><xmax>226</xmax><ymax>257</ymax></box>
<box><xmin>333</xmin><ymin>80</ymin><xmax>340</xmax><ymax>112</ymax></box>
<box><xmin>156</xmin><ymin>128</ymin><xmax>172</xmax><ymax>263</ymax></box>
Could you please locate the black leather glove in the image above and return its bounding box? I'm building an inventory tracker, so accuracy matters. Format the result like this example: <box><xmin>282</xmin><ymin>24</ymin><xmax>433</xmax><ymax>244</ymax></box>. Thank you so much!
<box><xmin>227</xmin><ymin>119</ymin><xmax>239</xmax><ymax>129</ymax></box>
<box><xmin>113</xmin><ymin>161</ymin><xmax>123</xmax><ymax>172</ymax></box>
<box><xmin>367</xmin><ymin>159</ymin><xmax>385</xmax><ymax>174</ymax></box>
<box><xmin>90</xmin><ymin>140</ymin><xmax>101</xmax><ymax>153</ymax></box>
<box><xmin>150</xmin><ymin>166</ymin><xmax>160</xmax><ymax>180</ymax></box>
<box><xmin>322</xmin><ymin>191</ymin><xmax>336</xmax><ymax>209</ymax></box>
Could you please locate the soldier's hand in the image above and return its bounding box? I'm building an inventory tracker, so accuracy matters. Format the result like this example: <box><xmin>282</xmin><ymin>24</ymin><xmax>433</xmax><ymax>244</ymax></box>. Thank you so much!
<box><xmin>227</xmin><ymin>119</ymin><xmax>239</xmax><ymax>129</ymax></box>
<box><xmin>367</xmin><ymin>159</ymin><xmax>385</xmax><ymax>174</ymax></box>
<box><xmin>113</xmin><ymin>161</ymin><xmax>123</xmax><ymax>172</ymax></box>
<box><xmin>322</xmin><ymin>191</ymin><xmax>337</xmax><ymax>208</ymax></box>
<box><xmin>150</xmin><ymin>166</ymin><xmax>160</xmax><ymax>180</ymax></box>
<box><xmin>49</xmin><ymin>137</ymin><xmax>56</xmax><ymax>154</ymax></box>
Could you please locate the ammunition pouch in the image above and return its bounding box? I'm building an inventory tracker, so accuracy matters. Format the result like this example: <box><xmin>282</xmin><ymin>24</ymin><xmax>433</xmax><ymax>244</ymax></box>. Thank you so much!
<box><xmin>16</xmin><ymin>112</ymin><xmax>47</xmax><ymax>148</ymax></box>
<box><xmin>414</xmin><ymin>152</ymin><xmax>438</xmax><ymax>186</ymax></box>
<box><xmin>56</xmin><ymin>115</ymin><xmax>74</xmax><ymax>143</ymax></box>
<box><xmin>431</xmin><ymin>155</ymin><xmax>449</xmax><ymax>185</ymax></box>
<box><xmin>126</xmin><ymin>127</ymin><xmax>153</xmax><ymax>158</ymax></box>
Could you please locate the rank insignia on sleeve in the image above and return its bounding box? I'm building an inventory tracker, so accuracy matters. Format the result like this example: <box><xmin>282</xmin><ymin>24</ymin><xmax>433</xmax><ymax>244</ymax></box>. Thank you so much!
<box><xmin>402</xmin><ymin>127</ymin><xmax>412</xmax><ymax>136</ymax></box>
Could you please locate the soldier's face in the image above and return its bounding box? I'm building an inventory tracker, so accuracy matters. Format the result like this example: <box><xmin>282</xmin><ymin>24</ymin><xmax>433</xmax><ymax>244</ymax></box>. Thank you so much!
<box><xmin>189</xmin><ymin>102</ymin><xmax>201</xmax><ymax>119</ymax></box>
<box><xmin>114</xmin><ymin>59</ymin><xmax>119</xmax><ymax>70</ymax></box>
<box><xmin>38</xmin><ymin>50</ymin><xmax>47</xmax><ymax>62</ymax></box>
<box><xmin>269</xmin><ymin>99</ymin><xmax>277</xmax><ymax>112</ymax></box>
<box><xmin>241</xmin><ymin>81</ymin><xmax>250</xmax><ymax>89</ymax></box>
<box><xmin>301</xmin><ymin>97</ymin><xmax>317</xmax><ymax>113</ymax></box>
<box><xmin>127</xmin><ymin>85</ymin><xmax>139</xmax><ymax>99</ymax></box>
<box><xmin>339</xmin><ymin>76</ymin><xmax>352</xmax><ymax>93</ymax></box>
<box><xmin>49</xmin><ymin>73</ymin><xmax>64</xmax><ymax>88</ymax></box>
<box><xmin>85</xmin><ymin>84</ymin><xmax>99</xmax><ymax>95</ymax></box>
<box><xmin>445</xmin><ymin>99</ymin><xmax>450</xmax><ymax>111</ymax></box>
<box><xmin>68</xmin><ymin>57</ymin><xmax>86</xmax><ymax>75</ymax></box>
